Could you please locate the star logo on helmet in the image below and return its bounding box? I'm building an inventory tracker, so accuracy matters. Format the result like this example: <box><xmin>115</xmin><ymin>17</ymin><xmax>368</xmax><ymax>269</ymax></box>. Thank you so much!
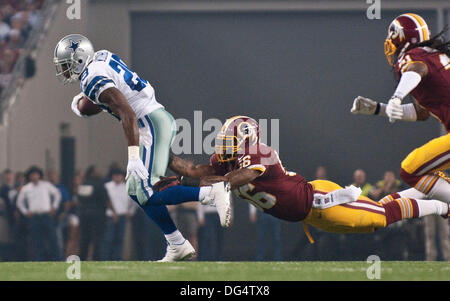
<box><xmin>67</xmin><ymin>40</ymin><xmax>81</xmax><ymax>53</ymax></box>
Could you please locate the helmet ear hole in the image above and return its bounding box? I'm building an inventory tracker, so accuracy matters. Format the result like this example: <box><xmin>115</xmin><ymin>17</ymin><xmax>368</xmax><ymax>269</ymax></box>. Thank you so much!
<box><xmin>78</xmin><ymin>59</ymin><xmax>83</xmax><ymax>63</ymax></box>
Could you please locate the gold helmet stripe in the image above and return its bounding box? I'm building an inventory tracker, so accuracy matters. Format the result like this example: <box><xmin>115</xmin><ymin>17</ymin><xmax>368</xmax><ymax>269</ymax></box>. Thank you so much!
<box><xmin>406</xmin><ymin>13</ymin><xmax>430</xmax><ymax>41</ymax></box>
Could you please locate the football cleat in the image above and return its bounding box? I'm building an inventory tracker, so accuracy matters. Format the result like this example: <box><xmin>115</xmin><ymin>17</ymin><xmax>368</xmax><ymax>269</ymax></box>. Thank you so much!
<box><xmin>202</xmin><ymin>182</ymin><xmax>231</xmax><ymax>227</ymax></box>
<box><xmin>156</xmin><ymin>240</ymin><xmax>196</xmax><ymax>262</ymax></box>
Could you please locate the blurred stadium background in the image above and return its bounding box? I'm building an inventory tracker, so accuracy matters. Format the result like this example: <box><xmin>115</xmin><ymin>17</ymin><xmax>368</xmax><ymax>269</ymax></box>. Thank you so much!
<box><xmin>0</xmin><ymin>0</ymin><xmax>449</xmax><ymax>263</ymax></box>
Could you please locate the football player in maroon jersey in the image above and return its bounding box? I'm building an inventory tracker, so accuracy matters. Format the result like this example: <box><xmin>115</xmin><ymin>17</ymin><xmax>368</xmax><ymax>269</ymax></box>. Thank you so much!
<box><xmin>169</xmin><ymin>116</ymin><xmax>449</xmax><ymax>243</ymax></box>
<box><xmin>351</xmin><ymin>13</ymin><xmax>450</xmax><ymax>206</ymax></box>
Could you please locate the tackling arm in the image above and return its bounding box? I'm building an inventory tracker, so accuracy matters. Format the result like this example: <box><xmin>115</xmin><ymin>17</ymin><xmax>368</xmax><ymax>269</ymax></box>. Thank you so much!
<box><xmin>169</xmin><ymin>153</ymin><xmax>216</xmax><ymax>178</ymax></box>
<box><xmin>225</xmin><ymin>169</ymin><xmax>261</xmax><ymax>190</ymax></box>
<box><xmin>168</xmin><ymin>153</ymin><xmax>260</xmax><ymax>189</ymax></box>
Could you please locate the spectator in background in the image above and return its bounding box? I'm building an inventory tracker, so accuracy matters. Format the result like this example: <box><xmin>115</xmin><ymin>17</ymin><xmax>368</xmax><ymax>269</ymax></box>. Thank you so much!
<box><xmin>351</xmin><ymin>169</ymin><xmax>373</xmax><ymax>197</ymax></box>
<box><xmin>0</xmin><ymin>47</ymin><xmax>19</xmax><ymax>73</ymax></box>
<box><xmin>47</xmin><ymin>169</ymin><xmax>71</xmax><ymax>259</ymax></box>
<box><xmin>250</xmin><ymin>204</ymin><xmax>283</xmax><ymax>261</ymax></box>
<box><xmin>0</xmin><ymin>169</ymin><xmax>14</xmax><ymax>220</ymax></box>
<box><xmin>315</xmin><ymin>166</ymin><xmax>327</xmax><ymax>180</ymax></box>
<box><xmin>423</xmin><ymin>215</ymin><xmax>450</xmax><ymax>261</ymax></box>
<box><xmin>197</xmin><ymin>204</ymin><xmax>224</xmax><ymax>261</ymax></box>
<box><xmin>172</xmin><ymin>202</ymin><xmax>199</xmax><ymax>259</ymax></box>
<box><xmin>101</xmin><ymin>168</ymin><xmax>133</xmax><ymax>261</ymax></box>
<box><xmin>130</xmin><ymin>203</ymin><xmax>155</xmax><ymax>260</ymax></box>
<box><xmin>16</xmin><ymin>166</ymin><xmax>61</xmax><ymax>261</ymax></box>
<box><xmin>0</xmin><ymin>13</ymin><xmax>10</xmax><ymax>40</ymax></box>
<box><xmin>369</xmin><ymin>171</ymin><xmax>401</xmax><ymax>200</ymax></box>
<box><xmin>7</xmin><ymin>29</ymin><xmax>23</xmax><ymax>50</ymax></box>
<box><xmin>0</xmin><ymin>169</ymin><xmax>14</xmax><ymax>260</ymax></box>
<box><xmin>63</xmin><ymin>171</ymin><xmax>82</xmax><ymax>258</ymax></box>
<box><xmin>0</xmin><ymin>196</ymin><xmax>11</xmax><ymax>261</ymax></box>
<box><xmin>77</xmin><ymin>166</ymin><xmax>109</xmax><ymax>261</ymax></box>
<box><xmin>8</xmin><ymin>171</ymin><xmax>27</xmax><ymax>261</ymax></box>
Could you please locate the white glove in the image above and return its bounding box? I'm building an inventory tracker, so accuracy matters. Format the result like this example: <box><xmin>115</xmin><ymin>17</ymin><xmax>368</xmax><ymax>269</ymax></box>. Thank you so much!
<box><xmin>351</xmin><ymin>96</ymin><xmax>378</xmax><ymax>115</ymax></box>
<box><xmin>386</xmin><ymin>97</ymin><xmax>403</xmax><ymax>123</ymax></box>
<box><xmin>125</xmin><ymin>146</ymin><xmax>149</xmax><ymax>181</ymax></box>
<box><xmin>71</xmin><ymin>93</ymin><xmax>87</xmax><ymax>118</ymax></box>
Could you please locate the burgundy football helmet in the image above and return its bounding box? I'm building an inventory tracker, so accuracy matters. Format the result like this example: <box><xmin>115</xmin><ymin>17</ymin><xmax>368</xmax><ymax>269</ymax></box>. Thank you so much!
<box><xmin>215</xmin><ymin>115</ymin><xmax>260</xmax><ymax>162</ymax></box>
<box><xmin>384</xmin><ymin>13</ymin><xmax>431</xmax><ymax>65</ymax></box>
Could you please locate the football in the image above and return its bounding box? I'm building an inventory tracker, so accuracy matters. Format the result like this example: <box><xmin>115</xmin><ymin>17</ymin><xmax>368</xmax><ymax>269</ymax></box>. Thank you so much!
<box><xmin>78</xmin><ymin>95</ymin><xmax>102</xmax><ymax>116</ymax></box>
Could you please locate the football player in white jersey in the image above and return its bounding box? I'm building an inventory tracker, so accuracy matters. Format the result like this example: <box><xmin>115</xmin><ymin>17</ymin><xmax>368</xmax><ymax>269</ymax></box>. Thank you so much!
<box><xmin>54</xmin><ymin>34</ymin><xmax>231</xmax><ymax>262</ymax></box>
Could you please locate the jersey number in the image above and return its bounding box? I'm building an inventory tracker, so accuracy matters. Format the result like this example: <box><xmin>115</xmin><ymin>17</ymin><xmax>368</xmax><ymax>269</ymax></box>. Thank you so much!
<box><xmin>235</xmin><ymin>183</ymin><xmax>277</xmax><ymax>210</ymax></box>
<box><xmin>109</xmin><ymin>54</ymin><xmax>148</xmax><ymax>92</ymax></box>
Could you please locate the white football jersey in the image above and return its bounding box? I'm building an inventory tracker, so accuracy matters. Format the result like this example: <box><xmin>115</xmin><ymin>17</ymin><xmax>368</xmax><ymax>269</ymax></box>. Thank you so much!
<box><xmin>80</xmin><ymin>50</ymin><xmax>163</xmax><ymax>120</ymax></box>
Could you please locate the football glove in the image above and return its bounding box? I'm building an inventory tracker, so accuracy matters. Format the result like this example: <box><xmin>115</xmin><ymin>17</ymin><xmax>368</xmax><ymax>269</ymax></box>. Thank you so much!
<box><xmin>351</xmin><ymin>96</ymin><xmax>378</xmax><ymax>115</ymax></box>
<box><xmin>125</xmin><ymin>146</ymin><xmax>149</xmax><ymax>181</ymax></box>
<box><xmin>71</xmin><ymin>93</ymin><xmax>87</xmax><ymax>118</ymax></box>
<box><xmin>386</xmin><ymin>97</ymin><xmax>403</xmax><ymax>123</ymax></box>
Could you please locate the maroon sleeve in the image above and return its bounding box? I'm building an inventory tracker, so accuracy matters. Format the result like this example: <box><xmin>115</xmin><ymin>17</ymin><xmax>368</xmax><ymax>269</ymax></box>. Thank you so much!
<box><xmin>240</xmin><ymin>144</ymin><xmax>278</xmax><ymax>176</ymax></box>
<box><xmin>209</xmin><ymin>154</ymin><xmax>227</xmax><ymax>176</ymax></box>
<box><xmin>396</xmin><ymin>48</ymin><xmax>430</xmax><ymax>75</ymax></box>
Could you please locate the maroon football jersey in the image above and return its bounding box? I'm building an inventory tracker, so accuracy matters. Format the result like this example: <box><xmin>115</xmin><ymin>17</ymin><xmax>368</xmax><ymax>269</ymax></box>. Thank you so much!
<box><xmin>210</xmin><ymin>143</ymin><xmax>313</xmax><ymax>222</ymax></box>
<box><xmin>395</xmin><ymin>47</ymin><xmax>450</xmax><ymax>131</ymax></box>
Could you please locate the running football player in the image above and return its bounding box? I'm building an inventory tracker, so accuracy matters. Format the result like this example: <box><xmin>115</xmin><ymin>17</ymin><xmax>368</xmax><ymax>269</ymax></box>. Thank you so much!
<box><xmin>53</xmin><ymin>34</ymin><xmax>231</xmax><ymax>261</ymax></box>
<box><xmin>169</xmin><ymin>116</ymin><xmax>449</xmax><ymax>243</ymax></box>
<box><xmin>351</xmin><ymin>13</ymin><xmax>450</xmax><ymax>205</ymax></box>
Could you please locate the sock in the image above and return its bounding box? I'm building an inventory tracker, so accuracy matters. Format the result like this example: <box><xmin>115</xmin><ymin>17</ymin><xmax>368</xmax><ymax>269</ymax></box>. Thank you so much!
<box><xmin>165</xmin><ymin>230</ymin><xmax>186</xmax><ymax>245</ymax></box>
<box><xmin>147</xmin><ymin>185</ymin><xmax>201</xmax><ymax>205</ymax></box>
<box><xmin>398</xmin><ymin>188</ymin><xmax>427</xmax><ymax>199</ymax></box>
<box><xmin>427</xmin><ymin>177</ymin><xmax>450</xmax><ymax>204</ymax></box>
<box><xmin>378</xmin><ymin>193</ymin><xmax>401</xmax><ymax>205</ymax></box>
<box><xmin>198</xmin><ymin>186</ymin><xmax>212</xmax><ymax>202</ymax></box>
<box><xmin>383</xmin><ymin>197</ymin><xmax>419</xmax><ymax>225</ymax></box>
<box><xmin>416</xmin><ymin>199</ymin><xmax>449</xmax><ymax>217</ymax></box>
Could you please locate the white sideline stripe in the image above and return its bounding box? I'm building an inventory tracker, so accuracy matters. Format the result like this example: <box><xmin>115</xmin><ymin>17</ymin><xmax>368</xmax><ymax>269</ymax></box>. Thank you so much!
<box><xmin>347</xmin><ymin>201</ymin><xmax>385</xmax><ymax>213</ymax></box>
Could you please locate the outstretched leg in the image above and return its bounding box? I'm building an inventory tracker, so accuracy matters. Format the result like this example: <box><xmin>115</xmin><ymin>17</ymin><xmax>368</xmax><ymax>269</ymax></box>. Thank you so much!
<box><xmin>304</xmin><ymin>180</ymin><xmax>448</xmax><ymax>237</ymax></box>
<box><xmin>399</xmin><ymin>133</ymin><xmax>450</xmax><ymax>204</ymax></box>
<box><xmin>379</xmin><ymin>193</ymin><xmax>449</xmax><ymax>224</ymax></box>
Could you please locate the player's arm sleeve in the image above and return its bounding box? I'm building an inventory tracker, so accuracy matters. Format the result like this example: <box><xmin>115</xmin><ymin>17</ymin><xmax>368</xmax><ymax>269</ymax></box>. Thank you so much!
<box><xmin>209</xmin><ymin>155</ymin><xmax>226</xmax><ymax>176</ymax></box>
<box><xmin>81</xmin><ymin>63</ymin><xmax>116</xmax><ymax>104</ymax></box>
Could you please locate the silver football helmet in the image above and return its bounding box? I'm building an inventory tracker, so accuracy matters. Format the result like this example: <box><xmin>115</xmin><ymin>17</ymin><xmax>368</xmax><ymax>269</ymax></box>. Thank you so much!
<box><xmin>53</xmin><ymin>34</ymin><xmax>94</xmax><ymax>84</ymax></box>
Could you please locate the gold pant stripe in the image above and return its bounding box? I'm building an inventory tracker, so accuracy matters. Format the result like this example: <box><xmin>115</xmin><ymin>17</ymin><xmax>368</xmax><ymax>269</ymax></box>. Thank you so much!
<box><xmin>401</xmin><ymin>133</ymin><xmax>450</xmax><ymax>175</ymax></box>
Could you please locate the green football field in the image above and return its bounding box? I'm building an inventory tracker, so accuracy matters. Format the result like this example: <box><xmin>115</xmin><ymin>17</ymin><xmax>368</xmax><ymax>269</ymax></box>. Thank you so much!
<box><xmin>0</xmin><ymin>261</ymin><xmax>449</xmax><ymax>281</ymax></box>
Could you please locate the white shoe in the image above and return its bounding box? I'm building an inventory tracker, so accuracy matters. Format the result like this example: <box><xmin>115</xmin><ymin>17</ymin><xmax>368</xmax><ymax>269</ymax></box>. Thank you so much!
<box><xmin>205</xmin><ymin>182</ymin><xmax>231</xmax><ymax>228</ymax></box>
<box><xmin>156</xmin><ymin>240</ymin><xmax>196</xmax><ymax>262</ymax></box>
